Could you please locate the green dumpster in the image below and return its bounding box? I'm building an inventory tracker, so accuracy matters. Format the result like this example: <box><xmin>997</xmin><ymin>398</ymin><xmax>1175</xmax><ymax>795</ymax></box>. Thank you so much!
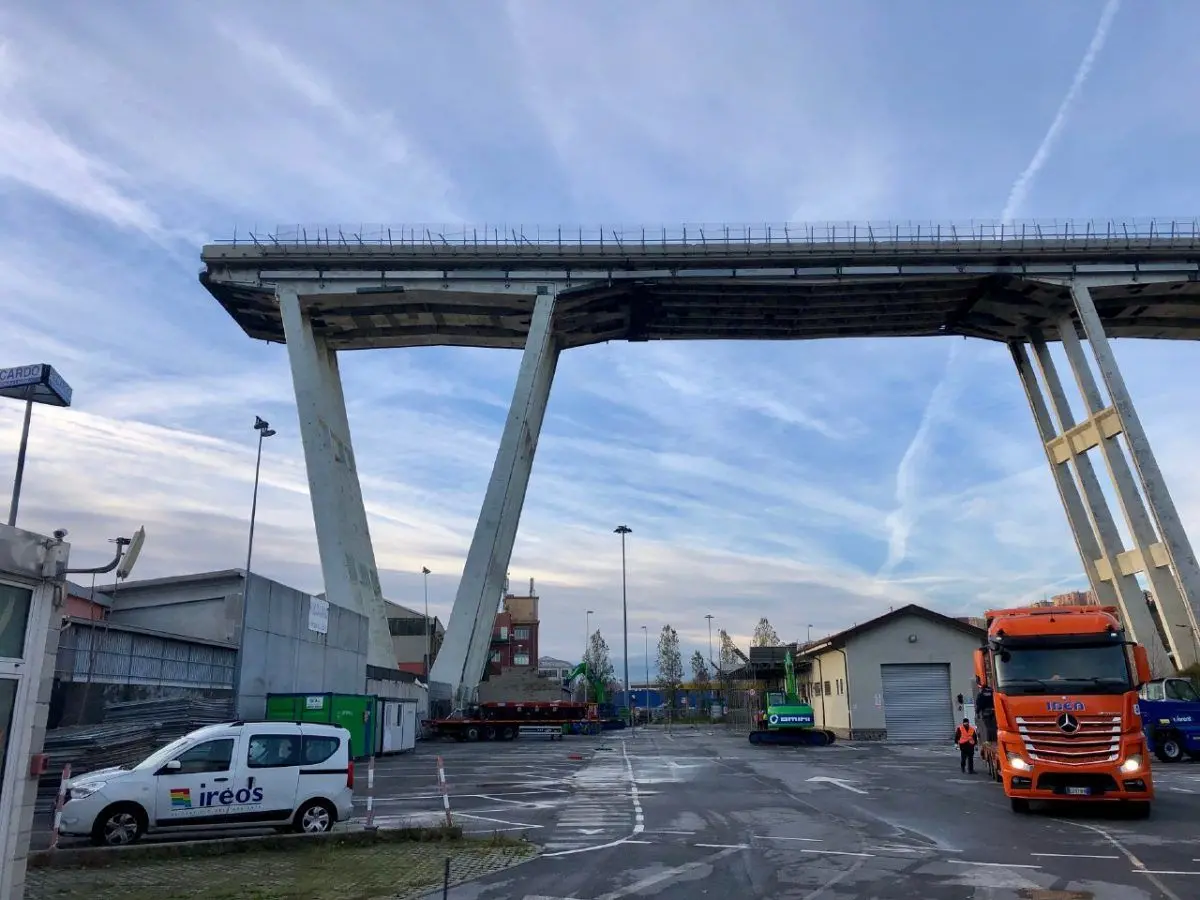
<box><xmin>265</xmin><ymin>692</ymin><xmax>376</xmax><ymax>760</ymax></box>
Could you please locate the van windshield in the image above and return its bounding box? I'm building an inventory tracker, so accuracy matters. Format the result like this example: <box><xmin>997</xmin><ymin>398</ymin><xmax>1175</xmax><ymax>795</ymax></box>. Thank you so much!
<box><xmin>133</xmin><ymin>735</ymin><xmax>193</xmax><ymax>771</ymax></box>
<box><xmin>995</xmin><ymin>642</ymin><xmax>1132</xmax><ymax>695</ymax></box>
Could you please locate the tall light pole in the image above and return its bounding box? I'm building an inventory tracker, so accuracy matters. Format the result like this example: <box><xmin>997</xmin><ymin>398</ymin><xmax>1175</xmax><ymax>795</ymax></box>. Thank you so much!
<box><xmin>422</xmin><ymin>567</ymin><xmax>432</xmax><ymax>679</ymax></box>
<box><xmin>236</xmin><ymin>416</ymin><xmax>274</xmax><ymax>714</ymax></box>
<box><xmin>614</xmin><ymin>525</ymin><xmax>632</xmax><ymax>728</ymax></box>
<box><xmin>642</xmin><ymin>624</ymin><xmax>649</xmax><ymax>721</ymax></box>
<box><xmin>244</xmin><ymin>417</ymin><xmax>276</xmax><ymax>581</ymax></box>
<box><xmin>705</xmin><ymin>614</ymin><xmax>715</xmax><ymax>718</ymax></box>
<box><xmin>584</xmin><ymin>609</ymin><xmax>593</xmax><ymax>703</ymax></box>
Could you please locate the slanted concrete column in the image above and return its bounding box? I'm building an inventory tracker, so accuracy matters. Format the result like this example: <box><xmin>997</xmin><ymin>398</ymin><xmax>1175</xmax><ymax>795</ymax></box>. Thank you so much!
<box><xmin>1010</xmin><ymin>341</ymin><xmax>1116</xmax><ymax>607</ymax></box>
<box><xmin>1026</xmin><ymin>332</ymin><xmax>1173</xmax><ymax>674</ymax></box>
<box><xmin>278</xmin><ymin>286</ymin><xmax>396</xmax><ymax>670</ymax></box>
<box><xmin>1070</xmin><ymin>284</ymin><xmax>1200</xmax><ymax>665</ymax></box>
<box><xmin>431</xmin><ymin>289</ymin><xmax>560</xmax><ymax>701</ymax></box>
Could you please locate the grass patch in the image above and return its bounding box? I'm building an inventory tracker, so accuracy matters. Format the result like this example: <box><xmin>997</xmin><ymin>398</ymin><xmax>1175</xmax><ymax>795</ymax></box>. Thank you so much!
<box><xmin>27</xmin><ymin>834</ymin><xmax>537</xmax><ymax>900</ymax></box>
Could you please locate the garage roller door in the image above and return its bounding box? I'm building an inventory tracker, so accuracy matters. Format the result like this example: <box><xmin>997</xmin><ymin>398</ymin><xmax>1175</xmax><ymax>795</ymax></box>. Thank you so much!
<box><xmin>881</xmin><ymin>663</ymin><xmax>953</xmax><ymax>742</ymax></box>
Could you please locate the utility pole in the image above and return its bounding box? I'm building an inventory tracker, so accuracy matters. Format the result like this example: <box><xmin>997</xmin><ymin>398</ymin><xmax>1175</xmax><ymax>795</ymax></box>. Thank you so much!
<box><xmin>422</xmin><ymin>566</ymin><xmax>432</xmax><ymax>679</ymax></box>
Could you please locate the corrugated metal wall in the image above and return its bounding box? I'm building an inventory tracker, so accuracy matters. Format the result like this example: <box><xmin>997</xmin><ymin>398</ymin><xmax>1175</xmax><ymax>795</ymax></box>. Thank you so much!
<box><xmin>56</xmin><ymin>621</ymin><xmax>235</xmax><ymax>689</ymax></box>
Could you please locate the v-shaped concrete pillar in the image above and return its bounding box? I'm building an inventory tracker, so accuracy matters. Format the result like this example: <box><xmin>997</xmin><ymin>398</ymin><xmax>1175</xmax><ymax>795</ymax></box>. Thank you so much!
<box><xmin>430</xmin><ymin>289</ymin><xmax>561</xmax><ymax>702</ymax></box>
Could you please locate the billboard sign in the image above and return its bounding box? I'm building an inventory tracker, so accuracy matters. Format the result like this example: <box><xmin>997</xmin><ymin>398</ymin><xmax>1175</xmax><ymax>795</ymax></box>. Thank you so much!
<box><xmin>0</xmin><ymin>365</ymin><xmax>72</xmax><ymax>407</ymax></box>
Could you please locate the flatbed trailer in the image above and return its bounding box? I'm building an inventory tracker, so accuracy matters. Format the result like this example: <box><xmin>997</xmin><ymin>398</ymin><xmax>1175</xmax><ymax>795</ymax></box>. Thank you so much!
<box><xmin>426</xmin><ymin>700</ymin><xmax>600</xmax><ymax>741</ymax></box>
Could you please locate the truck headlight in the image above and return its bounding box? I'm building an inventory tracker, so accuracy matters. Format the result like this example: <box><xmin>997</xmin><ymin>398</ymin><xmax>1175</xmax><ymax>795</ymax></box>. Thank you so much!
<box><xmin>1005</xmin><ymin>751</ymin><xmax>1032</xmax><ymax>772</ymax></box>
<box><xmin>68</xmin><ymin>782</ymin><xmax>106</xmax><ymax>801</ymax></box>
<box><xmin>1119</xmin><ymin>755</ymin><xmax>1142</xmax><ymax>774</ymax></box>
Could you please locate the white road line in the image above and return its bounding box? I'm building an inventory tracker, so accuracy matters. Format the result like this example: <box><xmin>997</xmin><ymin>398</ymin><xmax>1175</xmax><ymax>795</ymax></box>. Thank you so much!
<box><xmin>649</xmin><ymin>830</ymin><xmax>697</xmax><ymax>835</ymax></box>
<box><xmin>623</xmin><ymin>839</ymin><xmax>655</xmax><ymax>844</ymax></box>
<box><xmin>694</xmin><ymin>843</ymin><xmax>749</xmax><ymax>850</ymax></box>
<box><xmin>753</xmin><ymin>835</ymin><xmax>822</xmax><ymax>843</ymax></box>
<box><xmin>454</xmin><ymin>812</ymin><xmax>543</xmax><ymax>828</ymax></box>
<box><xmin>800</xmin><ymin>849</ymin><xmax>874</xmax><ymax>858</ymax></box>
<box><xmin>595</xmin><ymin>846</ymin><xmax>743</xmax><ymax>900</ymax></box>
<box><xmin>1138</xmin><ymin>871</ymin><xmax>1200</xmax><ymax>876</ymax></box>
<box><xmin>947</xmin><ymin>860</ymin><xmax>1041</xmax><ymax>870</ymax></box>
<box><xmin>1031</xmin><ymin>853</ymin><xmax>1120</xmax><ymax>860</ymax></box>
<box><xmin>1063</xmin><ymin>820</ymin><xmax>1184</xmax><ymax>900</ymax></box>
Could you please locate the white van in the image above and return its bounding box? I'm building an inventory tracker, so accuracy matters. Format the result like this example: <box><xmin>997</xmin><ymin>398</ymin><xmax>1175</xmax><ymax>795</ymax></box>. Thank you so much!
<box><xmin>58</xmin><ymin>721</ymin><xmax>356</xmax><ymax>846</ymax></box>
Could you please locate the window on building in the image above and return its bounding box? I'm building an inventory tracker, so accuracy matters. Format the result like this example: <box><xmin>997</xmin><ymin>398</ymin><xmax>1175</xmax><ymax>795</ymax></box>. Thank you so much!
<box><xmin>813</xmin><ymin>681</ymin><xmax>822</xmax><ymax>696</ymax></box>
<box><xmin>514</xmin><ymin>653</ymin><xmax>530</xmax><ymax>666</ymax></box>
<box><xmin>824</xmin><ymin>680</ymin><xmax>832</xmax><ymax>696</ymax></box>
<box><xmin>497</xmin><ymin>626</ymin><xmax>508</xmax><ymax>639</ymax></box>
<box><xmin>837</xmin><ymin>679</ymin><xmax>844</xmax><ymax>695</ymax></box>
<box><xmin>513</xmin><ymin>626</ymin><xmax>530</xmax><ymax>639</ymax></box>
<box><xmin>490</xmin><ymin>651</ymin><xmax>501</xmax><ymax>662</ymax></box>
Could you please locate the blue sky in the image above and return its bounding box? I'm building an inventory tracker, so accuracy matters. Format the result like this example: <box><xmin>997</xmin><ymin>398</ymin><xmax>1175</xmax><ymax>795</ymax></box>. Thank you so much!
<box><xmin>4</xmin><ymin>0</ymin><xmax>1200</xmax><ymax>678</ymax></box>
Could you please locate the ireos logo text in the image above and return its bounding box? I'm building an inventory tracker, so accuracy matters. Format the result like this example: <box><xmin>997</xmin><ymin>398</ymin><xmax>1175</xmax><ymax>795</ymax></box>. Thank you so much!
<box><xmin>170</xmin><ymin>777</ymin><xmax>265</xmax><ymax>810</ymax></box>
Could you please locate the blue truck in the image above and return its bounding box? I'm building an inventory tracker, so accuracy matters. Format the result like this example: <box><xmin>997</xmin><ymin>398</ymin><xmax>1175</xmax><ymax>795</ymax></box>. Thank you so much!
<box><xmin>1138</xmin><ymin>677</ymin><xmax>1200</xmax><ymax>763</ymax></box>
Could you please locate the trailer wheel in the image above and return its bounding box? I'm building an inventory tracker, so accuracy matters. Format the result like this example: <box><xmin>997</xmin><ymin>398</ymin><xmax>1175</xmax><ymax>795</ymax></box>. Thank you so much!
<box><xmin>1010</xmin><ymin>797</ymin><xmax>1030</xmax><ymax>814</ymax></box>
<box><xmin>483</xmin><ymin>726</ymin><xmax>497</xmax><ymax>741</ymax></box>
<box><xmin>465</xmin><ymin>726</ymin><xmax>481</xmax><ymax>741</ymax></box>
<box><xmin>1154</xmin><ymin>732</ymin><xmax>1185</xmax><ymax>763</ymax></box>
<box><xmin>501</xmin><ymin>726</ymin><xmax>515</xmax><ymax>740</ymax></box>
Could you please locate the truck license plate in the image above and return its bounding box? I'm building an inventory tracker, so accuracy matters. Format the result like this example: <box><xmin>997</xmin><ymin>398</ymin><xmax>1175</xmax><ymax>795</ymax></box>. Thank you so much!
<box><xmin>1065</xmin><ymin>787</ymin><xmax>1090</xmax><ymax>796</ymax></box>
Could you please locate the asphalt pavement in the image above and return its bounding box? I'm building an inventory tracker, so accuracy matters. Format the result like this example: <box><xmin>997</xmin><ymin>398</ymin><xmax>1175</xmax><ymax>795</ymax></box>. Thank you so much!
<box><xmin>435</xmin><ymin>727</ymin><xmax>1200</xmax><ymax>900</ymax></box>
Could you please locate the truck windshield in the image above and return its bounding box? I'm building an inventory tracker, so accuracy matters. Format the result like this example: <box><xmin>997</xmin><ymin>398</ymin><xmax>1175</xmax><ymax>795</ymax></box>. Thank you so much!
<box><xmin>995</xmin><ymin>642</ymin><xmax>1132</xmax><ymax>694</ymax></box>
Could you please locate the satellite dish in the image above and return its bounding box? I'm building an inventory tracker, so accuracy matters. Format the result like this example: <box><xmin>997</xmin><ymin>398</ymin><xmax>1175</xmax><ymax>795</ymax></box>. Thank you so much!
<box><xmin>116</xmin><ymin>526</ymin><xmax>146</xmax><ymax>580</ymax></box>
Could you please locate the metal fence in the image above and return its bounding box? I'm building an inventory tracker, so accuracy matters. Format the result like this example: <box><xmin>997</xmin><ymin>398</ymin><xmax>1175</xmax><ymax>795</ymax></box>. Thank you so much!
<box><xmin>213</xmin><ymin>218</ymin><xmax>1200</xmax><ymax>250</ymax></box>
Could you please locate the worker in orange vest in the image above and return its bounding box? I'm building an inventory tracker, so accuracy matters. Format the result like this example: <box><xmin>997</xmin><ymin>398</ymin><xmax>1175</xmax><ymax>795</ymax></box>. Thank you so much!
<box><xmin>954</xmin><ymin>718</ymin><xmax>977</xmax><ymax>774</ymax></box>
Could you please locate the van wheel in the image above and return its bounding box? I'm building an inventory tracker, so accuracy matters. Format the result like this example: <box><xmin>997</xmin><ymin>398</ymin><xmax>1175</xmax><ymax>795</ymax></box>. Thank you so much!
<box><xmin>294</xmin><ymin>799</ymin><xmax>336</xmax><ymax>834</ymax></box>
<box><xmin>91</xmin><ymin>803</ymin><xmax>147</xmax><ymax>846</ymax></box>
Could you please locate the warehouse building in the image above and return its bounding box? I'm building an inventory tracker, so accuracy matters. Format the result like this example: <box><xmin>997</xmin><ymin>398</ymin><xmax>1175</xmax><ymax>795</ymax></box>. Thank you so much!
<box><xmin>799</xmin><ymin>604</ymin><xmax>984</xmax><ymax>741</ymax></box>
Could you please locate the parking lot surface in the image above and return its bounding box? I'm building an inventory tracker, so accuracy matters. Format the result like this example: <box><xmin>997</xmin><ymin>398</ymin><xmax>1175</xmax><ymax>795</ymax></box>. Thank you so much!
<box><xmin>439</xmin><ymin>727</ymin><xmax>1200</xmax><ymax>899</ymax></box>
<box><xmin>33</xmin><ymin>727</ymin><xmax>1200</xmax><ymax>898</ymax></box>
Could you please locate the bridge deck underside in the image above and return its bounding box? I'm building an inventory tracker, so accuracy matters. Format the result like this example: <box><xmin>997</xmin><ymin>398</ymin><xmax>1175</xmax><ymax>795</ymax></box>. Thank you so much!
<box><xmin>202</xmin><ymin>272</ymin><xmax>1200</xmax><ymax>350</ymax></box>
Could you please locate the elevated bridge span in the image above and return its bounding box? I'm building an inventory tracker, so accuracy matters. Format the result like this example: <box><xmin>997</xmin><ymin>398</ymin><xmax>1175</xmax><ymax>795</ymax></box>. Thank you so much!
<box><xmin>200</xmin><ymin>219</ymin><xmax>1200</xmax><ymax>697</ymax></box>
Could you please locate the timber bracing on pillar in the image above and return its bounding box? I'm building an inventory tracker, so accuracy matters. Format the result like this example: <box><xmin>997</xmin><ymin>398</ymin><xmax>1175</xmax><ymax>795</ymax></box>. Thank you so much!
<box><xmin>429</xmin><ymin>288</ymin><xmax>561</xmax><ymax>701</ymax></box>
<box><xmin>1012</xmin><ymin>280</ymin><xmax>1200</xmax><ymax>674</ymax></box>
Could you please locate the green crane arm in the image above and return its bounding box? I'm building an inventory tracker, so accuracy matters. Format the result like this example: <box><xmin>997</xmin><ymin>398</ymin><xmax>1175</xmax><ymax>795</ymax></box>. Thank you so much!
<box><xmin>784</xmin><ymin>650</ymin><xmax>797</xmax><ymax>701</ymax></box>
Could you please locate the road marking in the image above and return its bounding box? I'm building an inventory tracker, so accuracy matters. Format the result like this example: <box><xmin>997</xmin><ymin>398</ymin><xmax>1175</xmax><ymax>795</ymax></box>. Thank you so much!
<box><xmin>541</xmin><ymin>740</ymin><xmax>643</xmax><ymax>857</ymax></box>
<box><xmin>1031</xmin><ymin>853</ymin><xmax>1120</xmax><ymax>860</ymax></box>
<box><xmin>648</xmin><ymin>830</ymin><xmax>696</xmax><ymax>835</ymax></box>
<box><xmin>947</xmin><ymin>860</ymin><xmax>1041</xmax><ymax>870</ymax></box>
<box><xmin>454</xmin><ymin>812</ymin><xmax>543</xmax><ymax>828</ymax></box>
<box><xmin>753</xmin><ymin>835</ymin><xmax>822</xmax><ymax>843</ymax></box>
<box><xmin>1061</xmin><ymin>820</ymin><xmax>1184</xmax><ymax>900</ymax></box>
<box><xmin>1138</xmin><ymin>871</ymin><xmax>1200</xmax><ymax>876</ymax></box>
<box><xmin>800</xmin><ymin>849</ymin><xmax>874</xmax><ymax>858</ymax></box>
<box><xmin>694</xmin><ymin>843</ymin><xmax>749</xmax><ymax>849</ymax></box>
<box><xmin>806</xmin><ymin>775</ymin><xmax>867</xmax><ymax>794</ymax></box>
<box><xmin>623</xmin><ymin>839</ymin><xmax>654</xmax><ymax>844</ymax></box>
<box><xmin>595</xmin><ymin>846</ymin><xmax>743</xmax><ymax>900</ymax></box>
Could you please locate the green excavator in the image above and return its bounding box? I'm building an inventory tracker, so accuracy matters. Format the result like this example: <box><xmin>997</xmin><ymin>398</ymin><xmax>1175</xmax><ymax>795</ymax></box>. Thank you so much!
<box><xmin>748</xmin><ymin>650</ymin><xmax>837</xmax><ymax>746</ymax></box>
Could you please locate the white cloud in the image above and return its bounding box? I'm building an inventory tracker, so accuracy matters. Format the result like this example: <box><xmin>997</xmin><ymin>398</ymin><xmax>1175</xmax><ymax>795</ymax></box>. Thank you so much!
<box><xmin>2</xmin><ymin>2</ymin><xmax>1200</xmax><ymax>678</ymax></box>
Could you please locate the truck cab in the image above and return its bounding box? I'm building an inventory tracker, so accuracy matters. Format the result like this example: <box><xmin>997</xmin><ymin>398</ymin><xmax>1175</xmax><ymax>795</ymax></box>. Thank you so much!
<box><xmin>1139</xmin><ymin>677</ymin><xmax>1200</xmax><ymax>763</ymax></box>
<box><xmin>975</xmin><ymin>604</ymin><xmax>1154</xmax><ymax>816</ymax></box>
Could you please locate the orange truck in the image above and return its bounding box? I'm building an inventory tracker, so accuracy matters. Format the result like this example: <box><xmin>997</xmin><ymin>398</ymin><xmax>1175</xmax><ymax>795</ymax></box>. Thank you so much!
<box><xmin>974</xmin><ymin>604</ymin><xmax>1154</xmax><ymax>817</ymax></box>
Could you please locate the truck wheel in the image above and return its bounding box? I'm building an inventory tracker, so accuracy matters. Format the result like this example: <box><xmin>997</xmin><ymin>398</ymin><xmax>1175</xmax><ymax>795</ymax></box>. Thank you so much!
<box><xmin>1010</xmin><ymin>797</ymin><xmax>1030</xmax><ymax>814</ymax></box>
<box><xmin>465</xmin><ymin>726</ymin><xmax>481</xmax><ymax>741</ymax></box>
<box><xmin>1125</xmin><ymin>801</ymin><xmax>1151</xmax><ymax>820</ymax></box>
<box><xmin>1155</xmin><ymin>734</ymin><xmax>1184</xmax><ymax>763</ymax></box>
<box><xmin>483</xmin><ymin>726</ymin><xmax>497</xmax><ymax>741</ymax></box>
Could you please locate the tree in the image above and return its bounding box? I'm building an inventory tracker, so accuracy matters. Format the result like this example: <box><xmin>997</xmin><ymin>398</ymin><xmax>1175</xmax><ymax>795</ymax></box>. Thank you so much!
<box><xmin>752</xmin><ymin>617</ymin><xmax>781</xmax><ymax>647</ymax></box>
<box><xmin>656</xmin><ymin>625</ymin><xmax>684</xmax><ymax>708</ymax></box>
<box><xmin>718</xmin><ymin>629</ymin><xmax>743</xmax><ymax>675</ymax></box>
<box><xmin>584</xmin><ymin>629</ymin><xmax>616</xmax><ymax>687</ymax></box>
<box><xmin>690</xmin><ymin>650</ymin><xmax>710</xmax><ymax>686</ymax></box>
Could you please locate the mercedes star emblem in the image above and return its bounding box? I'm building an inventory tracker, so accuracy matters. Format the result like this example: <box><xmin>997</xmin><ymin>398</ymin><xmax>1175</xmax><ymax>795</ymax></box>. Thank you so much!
<box><xmin>1057</xmin><ymin>712</ymin><xmax>1080</xmax><ymax>733</ymax></box>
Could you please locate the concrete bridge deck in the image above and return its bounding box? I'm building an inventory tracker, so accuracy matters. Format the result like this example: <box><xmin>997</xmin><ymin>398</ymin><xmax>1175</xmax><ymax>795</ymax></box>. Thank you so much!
<box><xmin>200</xmin><ymin>222</ymin><xmax>1200</xmax><ymax>349</ymax></box>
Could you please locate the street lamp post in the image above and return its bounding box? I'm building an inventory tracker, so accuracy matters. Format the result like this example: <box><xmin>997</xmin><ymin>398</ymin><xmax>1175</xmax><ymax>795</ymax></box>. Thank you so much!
<box><xmin>705</xmin><ymin>614</ymin><xmax>715</xmax><ymax>718</ymax></box>
<box><xmin>614</xmin><ymin>525</ymin><xmax>632</xmax><ymax>729</ymax></box>
<box><xmin>584</xmin><ymin>609</ymin><xmax>593</xmax><ymax>703</ymax></box>
<box><xmin>422</xmin><ymin>567</ymin><xmax>432</xmax><ymax>679</ymax></box>
<box><xmin>244</xmin><ymin>417</ymin><xmax>276</xmax><ymax>581</ymax></box>
<box><xmin>235</xmin><ymin>416</ymin><xmax>274</xmax><ymax>715</ymax></box>
<box><xmin>641</xmin><ymin>625</ymin><xmax>649</xmax><ymax>722</ymax></box>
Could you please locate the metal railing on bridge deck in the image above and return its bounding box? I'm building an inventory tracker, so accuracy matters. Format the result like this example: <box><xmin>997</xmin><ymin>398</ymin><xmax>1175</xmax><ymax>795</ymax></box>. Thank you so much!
<box><xmin>215</xmin><ymin>218</ymin><xmax>1200</xmax><ymax>252</ymax></box>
